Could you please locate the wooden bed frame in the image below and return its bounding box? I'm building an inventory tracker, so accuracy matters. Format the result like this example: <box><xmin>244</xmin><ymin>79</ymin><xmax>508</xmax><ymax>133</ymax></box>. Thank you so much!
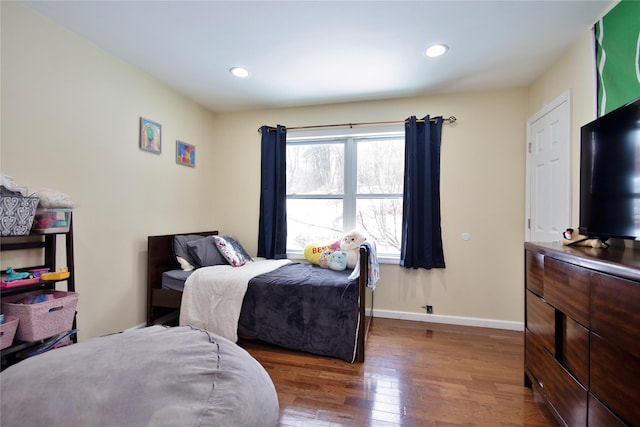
<box><xmin>146</xmin><ymin>231</ymin><xmax>374</xmax><ymax>362</ymax></box>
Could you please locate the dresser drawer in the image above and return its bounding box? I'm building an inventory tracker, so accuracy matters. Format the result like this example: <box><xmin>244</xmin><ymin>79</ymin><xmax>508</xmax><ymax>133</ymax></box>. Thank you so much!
<box><xmin>591</xmin><ymin>271</ymin><xmax>640</xmax><ymax>359</ymax></box>
<box><xmin>525</xmin><ymin>250</ymin><xmax>544</xmax><ymax>296</ymax></box>
<box><xmin>590</xmin><ymin>333</ymin><xmax>640</xmax><ymax>425</ymax></box>
<box><xmin>526</xmin><ymin>327</ymin><xmax>587</xmax><ymax>427</ymax></box>
<box><xmin>561</xmin><ymin>315</ymin><xmax>589</xmax><ymax>387</ymax></box>
<box><xmin>544</xmin><ymin>350</ymin><xmax>588</xmax><ymax>427</ymax></box>
<box><xmin>588</xmin><ymin>393</ymin><xmax>627</xmax><ymax>427</ymax></box>
<box><xmin>526</xmin><ymin>290</ymin><xmax>555</xmax><ymax>355</ymax></box>
<box><xmin>543</xmin><ymin>257</ymin><xmax>591</xmax><ymax>327</ymax></box>
<box><xmin>525</xmin><ymin>329</ymin><xmax>550</xmax><ymax>390</ymax></box>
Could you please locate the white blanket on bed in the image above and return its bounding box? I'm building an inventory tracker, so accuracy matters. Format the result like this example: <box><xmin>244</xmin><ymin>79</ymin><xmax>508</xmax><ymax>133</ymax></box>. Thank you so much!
<box><xmin>179</xmin><ymin>258</ymin><xmax>291</xmax><ymax>342</ymax></box>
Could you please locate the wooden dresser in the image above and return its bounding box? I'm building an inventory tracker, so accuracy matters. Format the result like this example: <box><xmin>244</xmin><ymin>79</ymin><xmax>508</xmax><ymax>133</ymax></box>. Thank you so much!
<box><xmin>524</xmin><ymin>242</ymin><xmax>640</xmax><ymax>427</ymax></box>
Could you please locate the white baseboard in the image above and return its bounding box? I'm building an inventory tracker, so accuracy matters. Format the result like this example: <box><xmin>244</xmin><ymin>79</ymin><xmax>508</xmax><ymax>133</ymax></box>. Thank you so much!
<box><xmin>130</xmin><ymin>311</ymin><xmax>523</xmax><ymax>333</ymax></box>
<box><xmin>372</xmin><ymin>309</ymin><xmax>524</xmax><ymax>331</ymax></box>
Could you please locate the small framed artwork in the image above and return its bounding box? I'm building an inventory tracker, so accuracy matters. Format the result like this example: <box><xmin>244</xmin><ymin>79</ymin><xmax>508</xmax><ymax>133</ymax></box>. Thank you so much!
<box><xmin>140</xmin><ymin>117</ymin><xmax>161</xmax><ymax>154</ymax></box>
<box><xmin>176</xmin><ymin>141</ymin><xmax>195</xmax><ymax>167</ymax></box>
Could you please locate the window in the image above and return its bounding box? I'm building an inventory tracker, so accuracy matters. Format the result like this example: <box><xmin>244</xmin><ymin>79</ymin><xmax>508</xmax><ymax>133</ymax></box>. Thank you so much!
<box><xmin>286</xmin><ymin>126</ymin><xmax>404</xmax><ymax>257</ymax></box>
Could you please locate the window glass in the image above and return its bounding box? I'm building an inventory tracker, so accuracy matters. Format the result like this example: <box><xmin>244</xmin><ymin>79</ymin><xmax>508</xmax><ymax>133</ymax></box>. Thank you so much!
<box><xmin>286</xmin><ymin>143</ymin><xmax>344</xmax><ymax>195</ymax></box>
<box><xmin>357</xmin><ymin>137</ymin><xmax>404</xmax><ymax>194</ymax></box>
<box><xmin>286</xmin><ymin>198</ymin><xmax>343</xmax><ymax>251</ymax></box>
<box><xmin>286</xmin><ymin>129</ymin><xmax>404</xmax><ymax>257</ymax></box>
<box><xmin>355</xmin><ymin>198</ymin><xmax>403</xmax><ymax>254</ymax></box>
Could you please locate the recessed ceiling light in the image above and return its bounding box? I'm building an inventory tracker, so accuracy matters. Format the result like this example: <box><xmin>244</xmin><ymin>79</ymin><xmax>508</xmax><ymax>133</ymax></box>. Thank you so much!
<box><xmin>425</xmin><ymin>44</ymin><xmax>448</xmax><ymax>58</ymax></box>
<box><xmin>229</xmin><ymin>67</ymin><xmax>249</xmax><ymax>78</ymax></box>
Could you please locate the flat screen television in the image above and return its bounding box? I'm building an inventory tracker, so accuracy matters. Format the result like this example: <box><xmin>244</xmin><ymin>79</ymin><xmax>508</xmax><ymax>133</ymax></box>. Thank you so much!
<box><xmin>579</xmin><ymin>96</ymin><xmax>640</xmax><ymax>241</ymax></box>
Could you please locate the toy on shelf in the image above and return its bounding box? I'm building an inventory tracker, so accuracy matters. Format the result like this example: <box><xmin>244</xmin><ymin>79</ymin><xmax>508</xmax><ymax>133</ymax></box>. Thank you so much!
<box><xmin>5</xmin><ymin>267</ymin><xmax>30</xmax><ymax>282</ymax></box>
<box><xmin>1</xmin><ymin>267</ymin><xmax>40</xmax><ymax>289</ymax></box>
<box><xmin>40</xmin><ymin>267</ymin><xmax>70</xmax><ymax>281</ymax></box>
<box><xmin>29</xmin><ymin>268</ymin><xmax>50</xmax><ymax>279</ymax></box>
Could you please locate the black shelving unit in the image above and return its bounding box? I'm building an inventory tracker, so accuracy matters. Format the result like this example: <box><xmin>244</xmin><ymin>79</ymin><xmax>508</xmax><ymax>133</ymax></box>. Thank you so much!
<box><xmin>1</xmin><ymin>213</ymin><xmax>76</xmax><ymax>370</ymax></box>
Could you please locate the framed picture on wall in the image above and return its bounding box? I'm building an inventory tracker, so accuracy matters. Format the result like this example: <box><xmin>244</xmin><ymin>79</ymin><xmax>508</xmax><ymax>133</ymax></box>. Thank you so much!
<box><xmin>139</xmin><ymin>117</ymin><xmax>161</xmax><ymax>154</ymax></box>
<box><xmin>176</xmin><ymin>141</ymin><xmax>195</xmax><ymax>167</ymax></box>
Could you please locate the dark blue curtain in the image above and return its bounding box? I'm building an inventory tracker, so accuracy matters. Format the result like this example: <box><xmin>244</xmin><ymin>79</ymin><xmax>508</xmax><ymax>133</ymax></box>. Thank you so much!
<box><xmin>257</xmin><ymin>125</ymin><xmax>287</xmax><ymax>259</ymax></box>
<box><xmin>400</xmin><ymin>115</ymin><xmax>445</xmax><ymax>269</ymax></box>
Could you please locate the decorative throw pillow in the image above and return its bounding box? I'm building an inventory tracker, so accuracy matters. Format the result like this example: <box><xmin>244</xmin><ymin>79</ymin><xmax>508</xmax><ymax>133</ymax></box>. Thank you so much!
<box><xmin>173</xmin><ymin>234</ymin><xmax>204</xmax><ymax>270</ymax></box>
<box><xmin>226</xmin><ymin>236</ymin><xmax>253</xmax><ymax>262</ymax></box>
<box><xmin>213</xmin><ymin>236</ymin><xmax>252</xmax><ymax>267</ymax></box>
<box><xmin>186</xmin><ymin>235</ymin><xmax>228</xmax><ymax>268</ymax></box>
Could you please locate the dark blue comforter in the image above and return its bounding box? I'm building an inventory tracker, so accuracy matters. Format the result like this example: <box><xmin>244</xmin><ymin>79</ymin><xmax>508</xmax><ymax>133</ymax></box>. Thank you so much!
<box><xmin>238</xmin><ymin>262</ymin><xmax>360</xmax><ymax>362</ymax></box>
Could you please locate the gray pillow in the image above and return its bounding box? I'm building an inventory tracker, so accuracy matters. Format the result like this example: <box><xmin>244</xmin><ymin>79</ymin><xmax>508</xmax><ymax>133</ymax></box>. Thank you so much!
<box><xmin>187</xmin><ymin>235</ymin><xmax>228</xmax><ymax>267</ymax></box>
<box><xmin>173</xmin><ymin>234</ymin><xmax>204</xmax><ymax>268</ymax></box>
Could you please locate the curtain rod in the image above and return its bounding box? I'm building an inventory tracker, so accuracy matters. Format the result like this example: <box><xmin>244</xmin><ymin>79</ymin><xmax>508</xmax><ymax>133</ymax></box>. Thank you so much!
<box><xmin>257</xmin><ymin>116</ymin><xmax>457</xmax><ymax>133</ymax></box>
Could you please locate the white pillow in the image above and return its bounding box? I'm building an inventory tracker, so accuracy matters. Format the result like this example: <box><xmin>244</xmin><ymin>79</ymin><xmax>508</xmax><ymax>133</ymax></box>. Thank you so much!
<box><xmin>176</xmin><ymin>256</ymin><xmax>195</xmax><ymax>271</ymax></box>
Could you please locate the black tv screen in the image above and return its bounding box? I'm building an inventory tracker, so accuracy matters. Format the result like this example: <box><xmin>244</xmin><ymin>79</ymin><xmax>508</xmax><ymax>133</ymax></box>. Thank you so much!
<box><xmin>580</xmin><ymin>97</ymin><xmax>640</xmax><ymax>241</ymax></box>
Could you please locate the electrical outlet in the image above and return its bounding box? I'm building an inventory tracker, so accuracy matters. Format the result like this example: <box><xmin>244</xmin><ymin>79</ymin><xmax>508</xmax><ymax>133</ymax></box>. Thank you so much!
<box><xmin>426</xmin><ymin>305</ymin><xmax>433</xmax><ymax>314</ymax></box>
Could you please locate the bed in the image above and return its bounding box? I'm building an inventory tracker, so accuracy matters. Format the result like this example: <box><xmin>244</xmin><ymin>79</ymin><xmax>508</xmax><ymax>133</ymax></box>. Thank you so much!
<box><xmin>146</xmin><ymin>231</ymin><xmax>376</xmax><ymax>363</ymax></box>
<box><xmin>0</xmin><ymin>325</ymin><xmax>279</xmax><ymax>427</ymax></box>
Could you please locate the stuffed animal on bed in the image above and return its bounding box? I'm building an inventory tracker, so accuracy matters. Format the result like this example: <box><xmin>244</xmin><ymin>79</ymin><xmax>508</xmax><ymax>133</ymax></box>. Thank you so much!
<box><xmin>317</xmin><ymin>249</ymin><xmax>347</xmax><ymax>270</ymax></box>
<box><xmin>318</xmin><ymin>250</ymin><xmax>332</xmax><ymax>268</ymax></box>
<box><xmin>328</xmin><ymin>251</ymin><xmax>347</xmax><ymax>271</ymax></box>
<box><xmin>340</xmin><ymin>230</ymin><xmax>367</xmax><ymax>269</ymax></box>
<box><xmin>304</xmin><ymin>240</ymin><xmax>340</xmax><ymax>265</ymax></box>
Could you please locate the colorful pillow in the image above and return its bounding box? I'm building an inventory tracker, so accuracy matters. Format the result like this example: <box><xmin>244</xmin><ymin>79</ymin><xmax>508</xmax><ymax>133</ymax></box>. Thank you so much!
<box><xmin>227</xmin><ymin>237</ymin><xmax>253</xmax><ymax>262</ymax></box>
<box><xmin>173</xmin><ymin>234</ymin><xmax>204</xmax><ymax>270</ymax></box>
<box><xmin>213</xmin><ymin>236</ymin><xmax>252</xmax><ymax>267</ymax></box>
<box><xmin>186</xmin><ymin>236</ymin><xmax>228</xmax><ymax>268</ymax></box>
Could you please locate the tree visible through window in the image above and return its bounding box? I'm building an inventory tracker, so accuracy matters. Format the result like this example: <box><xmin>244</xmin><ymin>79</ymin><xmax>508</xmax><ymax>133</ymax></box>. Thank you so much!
<box><xmin>286</xmin><ymin>128</ymin><xmax>404</xmax><ymax>256</ymax></box>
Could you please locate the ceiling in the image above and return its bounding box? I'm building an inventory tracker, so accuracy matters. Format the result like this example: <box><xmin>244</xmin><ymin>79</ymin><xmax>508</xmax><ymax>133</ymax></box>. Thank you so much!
<box><xmin>21</xmin><ymin>0</ymin><xmax>614</xmax><ymax>113</ymax></box>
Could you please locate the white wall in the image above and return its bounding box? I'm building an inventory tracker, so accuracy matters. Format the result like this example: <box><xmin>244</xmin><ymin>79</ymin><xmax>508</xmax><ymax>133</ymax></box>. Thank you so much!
<box><xmin>2</xmin><ymin>2</ymin><xmax>598</xmax><ymax>340</ymax></box>
<box><xmin>1</xmin><ymin>3</ymin><xmax>219</xmax><ymax>339</ymax></box>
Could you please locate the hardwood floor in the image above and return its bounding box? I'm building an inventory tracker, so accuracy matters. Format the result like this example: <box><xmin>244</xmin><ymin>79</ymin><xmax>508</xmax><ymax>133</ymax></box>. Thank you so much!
<box><xmin>240</xmin><ymin>317</ymin><xmax>557</xmax><ymax>427</ymax></box>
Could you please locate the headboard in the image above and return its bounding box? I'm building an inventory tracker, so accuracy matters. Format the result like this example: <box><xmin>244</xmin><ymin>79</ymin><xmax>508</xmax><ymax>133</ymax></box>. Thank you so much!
<box><xmin>146</xmin><ymin>230</ymin><xmax>218</xmax><ymax>325</ymax></box>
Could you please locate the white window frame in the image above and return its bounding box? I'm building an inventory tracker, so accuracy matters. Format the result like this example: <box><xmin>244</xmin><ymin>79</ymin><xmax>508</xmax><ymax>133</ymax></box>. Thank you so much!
<box><xmin>286</xmin><ymin>124</ymin><xmax>404</xmax><ymax>262</ymax></box>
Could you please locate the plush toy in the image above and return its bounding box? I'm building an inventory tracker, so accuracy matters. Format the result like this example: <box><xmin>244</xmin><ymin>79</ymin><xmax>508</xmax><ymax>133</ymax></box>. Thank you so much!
<box><xmin>561</xmin><ymin>227</ymin><xmax>605</xmax><ymax>248</ymax></box>
<box><xmin>5</xmin><ymin>267</ymin><xmax>30</xmax><ymax>282</ymax></box>
<box><xmin>304</xmin><ymin>243</ymin><xmax>331</xmax><ymax>264</ymax></box>
<box><xmin>328</xmin><ymin>251</ymin><xmax>347</xmax><ymax>271</ymax></box>
<box><xmin>318</xmin><ymin>250</ymin><xmax>332</xmax><ymax>268</ymax></box>
<box><xmin>304</xmin><ymin>240</ymin><xmax>340</xmax><ymax>265</ymax></box>
<box><xmin>340</xmin><ymin>230</ymin><xmax>367</xmax><ymax>269</ymax></box>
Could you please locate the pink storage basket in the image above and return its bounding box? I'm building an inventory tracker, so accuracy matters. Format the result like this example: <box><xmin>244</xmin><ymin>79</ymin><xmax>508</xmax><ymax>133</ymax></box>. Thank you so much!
<box><xmin>0</xmin><ymin>315</ymin><xmax>19</xmax><ymax>349</ymax></box>
<box><xmin>1</xmin><ymin>290</ymin><xmax>78</xmax><ymax>342</ymax></box>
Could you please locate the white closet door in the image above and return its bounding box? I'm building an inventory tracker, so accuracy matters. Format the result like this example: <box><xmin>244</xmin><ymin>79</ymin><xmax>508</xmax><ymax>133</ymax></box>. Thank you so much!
<box><xmin>526</xmin><ymin>91</ymin><xmax>571</xmax><ymax>242</ymax></box>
